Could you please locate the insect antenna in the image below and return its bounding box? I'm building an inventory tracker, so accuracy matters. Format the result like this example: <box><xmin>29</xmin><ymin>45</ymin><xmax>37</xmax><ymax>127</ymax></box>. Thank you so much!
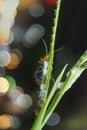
<box><xmin>42</xmin><ymin>39</ymin><xmax>48</xmax><ymax>54</ymax></box>
<box><xmin>54</xmin><ymin>46</ymin><xmax>65</xmax><ymax>53</ymax></box>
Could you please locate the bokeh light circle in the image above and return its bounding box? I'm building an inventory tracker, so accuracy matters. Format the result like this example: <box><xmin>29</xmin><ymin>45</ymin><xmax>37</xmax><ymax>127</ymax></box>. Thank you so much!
<box><xmin>0</xmin><ymin>50</ymin><xmax>11</xmax><ymax>67</ymax></box>
<box><xmin>0</xmin><ymin>114</ymin><xmax>13</xmax><ymax>129</ymax></box>
<box><xmin>29</xmin><ymin>3</ymin><xmax>45</xmax><ymax>17</ymax></box>
<box><xmin>9</xmin><ymin>89</ymin><xmax>23</xmax><ymax>103</ymax></box>
<box><xmin>46</xmin><ymin>112</ymin><xmax>60</xmax><ymax>126</ymax></box>
<box><xmin>11</xmin><ymin>48</ymin><xmax>23</xmax><ymax>63</ymax></box>
<box><xmin>16</xmin><ymin>94</ymin><xmax>33</xmax><ymax>109</ymax></box>
<box><xmin>23</xmin><ymin>24</ymin><xmax>45</xmax><ymax>48</ymax></box>
<box><xmin>0</xmin><ymin>77</ymin><xmax>9</xmax><ymax>95</ymax></box>
<box><xmin>11</xmin><ymin>116</ymin><xmax>21</xmax><ymax>129</ymax></box>
<box><xmin>5</xmin><ymin>76</ymin><xmax>16</xmax><ymax>92</ymax></box>
<box><xmin>6</xmin><ymin>53</ymin><xmax>20</xmax><ymax>70</ymax></box>
<box><xmin>16</xmin><ymin>86</ymin><xmax>24</xmax><ymax>93</ymax></box>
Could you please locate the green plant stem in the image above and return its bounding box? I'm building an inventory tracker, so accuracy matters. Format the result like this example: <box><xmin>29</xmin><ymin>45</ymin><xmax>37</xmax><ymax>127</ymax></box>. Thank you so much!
<box><xmin>41</xmin><ymin>51</ymin><xmax>87</xmax><ymax>128</ymax></box>
<box><xmin>45</xmin><ymin>0</ymin><xmax>61</xmax><ymax>94</ymax></box>
<box><xmin>30</xmin><ymin>1</ymin><xmax>61</xmax><ymax>130</ymax></box>
<box><xmin>30</xmin><ymin>0</ymin><xmax>87</xmax><ymax>128</ymax></box>
<box><xmin>30</xmin><ymin>64</ymin><xmax>67</xmax><ymax>130</ymax></box>
<box><xmin>31</xmin><ymin>50</ymin><xmax>87</xmax><ymax>130</ymax></box>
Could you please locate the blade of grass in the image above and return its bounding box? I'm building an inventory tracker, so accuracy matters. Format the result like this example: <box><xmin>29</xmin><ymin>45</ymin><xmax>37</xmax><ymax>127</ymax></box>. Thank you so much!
<box><xmin>45</xmin><ymin>0</ymin><xmax>62</xmax><ymax>94</ymax></box>
<box><xmin>30</xmin><ymin>64</ymin><xmax>67</xmax><ymax>130</ymax></box>
<box><xmin>41</xmin><ymin>51</ymin><xmax>87</xmax><ymax>128</ymax></box>
<box><xmin>31</xmin><ymin>1</ymin><xmax>62</xmax><ymax>129</ymax></box>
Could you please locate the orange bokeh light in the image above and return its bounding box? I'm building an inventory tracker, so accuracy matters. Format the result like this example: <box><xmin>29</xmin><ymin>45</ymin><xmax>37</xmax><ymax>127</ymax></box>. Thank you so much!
<box><xmin>6</xmin><ymin>53</ymin><xmax>19</xmax><ymax>70</ymax></box>
<box><xmin>0</xmin><ymin>114</ymin><xmax>13</xmax><ymax>129</ymax></box>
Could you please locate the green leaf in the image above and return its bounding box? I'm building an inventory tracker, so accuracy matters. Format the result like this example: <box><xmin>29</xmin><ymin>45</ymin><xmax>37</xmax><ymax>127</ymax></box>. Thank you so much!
<box><xmin>41</xmin><ymin>51</ymin><xmax>87</xmax><ymax>128</ymax></box>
